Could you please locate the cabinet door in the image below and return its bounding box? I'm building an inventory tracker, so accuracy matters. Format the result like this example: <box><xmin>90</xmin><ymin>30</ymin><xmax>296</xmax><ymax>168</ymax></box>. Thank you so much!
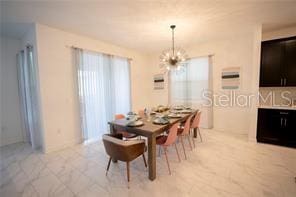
<box><xmin>283</xmin><ymin>110</ymin><xmax>296</xmax><ymax>147</ymax></box>
<box><xmin>284</xmin><ymin>39</ymin><xmax>296</xmax><ymax>86</ymax></box>
<box><xmin>257</xmin><ymin>109</ymin><xmax>281</xmax><ymax>142</ymax></box>
<box><xmin>257</xmin><ymin>109</ymin><xmax>296</xmax><ymax>148</ymax></box>
<box><xmin>260</xmin><ymin>42</ymin><xmax>284</xmax><ymax>87</ymax></box>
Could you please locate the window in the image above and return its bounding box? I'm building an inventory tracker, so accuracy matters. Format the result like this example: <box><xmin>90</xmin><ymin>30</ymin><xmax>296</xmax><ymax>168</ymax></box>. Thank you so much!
<box><xmin>170</xmin><ymin>56</ymin><xmax>210</xmax><ymax>108</ymax></box>
<box><xmin>76</xmin><ymin>49</ymin><xmax>131</xmax><ymax>141</ymax></box>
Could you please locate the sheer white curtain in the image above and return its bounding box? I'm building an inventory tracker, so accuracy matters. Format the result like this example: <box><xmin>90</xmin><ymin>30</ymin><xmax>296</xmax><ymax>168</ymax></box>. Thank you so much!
<box><xmin>170</xmin><ymin>57</ymin><xmax>209</xmax><ymax>106</ymax></box>
<box><xmin>170</xmin><ymin>56</ymin><xmax>213</xmax><ymax>128</ymax></box>
<box><xmin>75</xmin><ymin>49</ymin><xmax>131</xmax><ymax>141</ymax></box>
<box><xmin>17</xmin><ymin>46</ymin><xmax>43</xmax><ymax>149</ymax></box>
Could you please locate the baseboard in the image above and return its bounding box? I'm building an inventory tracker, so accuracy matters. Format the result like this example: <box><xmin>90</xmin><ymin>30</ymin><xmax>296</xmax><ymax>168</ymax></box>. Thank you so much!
<box><xmin>248</xmin><ymin>137</ymin><xmax>257</xmax><ymax>143</ymax></box>
<box><xmin>83</xmin><ymin>137</ymin><xmax>101</xmax><ymax>145</ymax></box>
<box><xmin>0</xmin><ymin>138</ymin><xmax>24</xmax><ymax>148</ymax></box>
<box><xmin>44</xmin><ymin>138</ymin><xmax>82</xmax><ymax>153</ymax></box>
<box><xmin>212</xmin><ymin>127</ymin><xmax>249</xmax><ymax>135</ymax></box>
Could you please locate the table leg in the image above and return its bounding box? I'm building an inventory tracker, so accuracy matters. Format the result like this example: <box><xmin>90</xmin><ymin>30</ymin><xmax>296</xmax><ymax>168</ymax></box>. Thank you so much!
<box><xmin>193</xmin><ymin>128</ymin><xmax>197</xmax><ymax>138</ymax></box>
<box><xmin>148</xmin><ymin>135</ymin><xmax>156</xmax><ymax>181</ymax></box>
<box><xmin>109</xmin><ymin>124</ymin><xmax>118</xmax><ymax>163</ymax></box>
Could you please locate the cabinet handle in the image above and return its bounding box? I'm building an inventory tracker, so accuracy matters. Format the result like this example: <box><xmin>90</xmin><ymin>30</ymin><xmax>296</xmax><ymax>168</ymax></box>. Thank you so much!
<box><xmin>284</xmin><ymin>78</ymin><xmax>287</xmax><ymax>86</ymax></box>
<box><xmin>280</xmin><ymin>112</ymin><xmax>289</xmax><ymax>115</ymax></box>
<box><xmin>281</xmin><ymin>78</ymin><xmax>283</xmax><ymax>86</ymax></box>
<box><xmin>284</xmin><ymin>118</ymin><xmax>287</xmax><ymax>127</ymax></box>
<box><xmin>280</xmin><ymin>118</ymin><xmax>283</xmax><ymax>126</ymax></box>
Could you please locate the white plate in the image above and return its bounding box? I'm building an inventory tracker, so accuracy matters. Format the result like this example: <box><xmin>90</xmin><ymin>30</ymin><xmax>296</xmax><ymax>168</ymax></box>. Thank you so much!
<box><xmin>153</xmin><ymin>118</ymin><xmax>169</xmax><ymax>125</ymax></box>
<box><xmin>127</xmin><ymin>120</ymin><xmax>144</xmax><ymax>127</ymax></box>
<box><xmin>168</xmin><ymin>114</ymin><xmax>182</xmax><ymax>118</ymax></box>
<box><xmin>181</xmin><ymin>110</ymin><xmax>192</xmax><ymax>114</ymax></box>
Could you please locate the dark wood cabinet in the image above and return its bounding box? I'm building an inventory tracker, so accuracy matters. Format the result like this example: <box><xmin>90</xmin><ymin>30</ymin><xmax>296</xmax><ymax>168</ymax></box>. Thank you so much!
<box><xmin>260</xmin><ymin>36</ymin><xmax>296</xmax><ymax>87</ymax></box>
<box><xmin>260</xmin><ymin>41</ymin><xmax>284</xmax><ymax>86</ymax></box>
<box><xmin>257</xmin><ymin>108</ymin><xmax>296</xmax><ymax>148</ymax></box>
<box><xmin>285</xmin><ymin>39</ymin><xmax>296</xmax><ymax>86</ymax></box>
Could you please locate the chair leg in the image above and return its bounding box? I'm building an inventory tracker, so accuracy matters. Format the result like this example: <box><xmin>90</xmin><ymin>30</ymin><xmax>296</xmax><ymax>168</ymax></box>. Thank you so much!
<box><xmin>190</xmin><ymin>128</ymin><xmax>196</xmax><ymax>148</ymax></box>
<box><xmin>180</xmin><ymin>136</ymin><xmax>187</xmax><ymax>160</ymax></box>
<box><xmin>106</xmin><ymin>157</ymin><xmax>112</xmax><ymax>176</ymax></box>
<box><xmin>142</xmin><ymin>154</ymin><xmax>147</xmax><ymax>167</ymax></box>
<box><xmin>174</xmin><ymin>143</ymin><xmax>181</xmax><ymax>162</ymax></box>
<box><xmin>187</xmin><ymin>135</ymin><xmax>193</xmax><ymax>151</ymax></box>
<box><xmin>192</xmin><ymin>135</ymin><xmax>196</xmax><ymax>148</ymax></box>
<box><xmin>163</xmin><ymin>147</ymin><xmax>171</xmax><ymax>175</ymax></box>
<box><xmin>198</xmin><ymin>128</ymin><xmax>203</xmax><ymax>142</ymax></box>
<box><xmin>126</xmin><ymin>161</ymin><xmax>130</xmax><ymax>182</ymax></box>
<box><xmin>158</xmin><ymin>145</ymin><xmax>161</xmax><ymax>157</ymax></box>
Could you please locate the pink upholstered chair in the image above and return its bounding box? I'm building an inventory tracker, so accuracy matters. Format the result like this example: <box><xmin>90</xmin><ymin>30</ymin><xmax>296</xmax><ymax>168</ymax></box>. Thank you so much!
<box><xmin>115</xmin><ymin>114</ymin><xmax>138</xmax><ymax>139</ymax></box>
<box><xmin>156</xmin><ymin>122</ymin><xmax>181</xmax><ymax>175</ymax></box>
<box><xmin>190</xmin><ymin>111</ymin><xmax>202</xmax><ymax>146</ymax></box>
<box><xmin>177</xmin><ymin>114</ymin><xmax>194</xmax><ymax>159</ymax></box>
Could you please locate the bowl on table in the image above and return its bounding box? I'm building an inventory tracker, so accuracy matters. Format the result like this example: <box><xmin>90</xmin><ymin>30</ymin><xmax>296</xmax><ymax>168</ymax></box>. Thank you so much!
<box><xmin>154</xmin><ymin>105</ymin><xmax>169</xmax><ymax>113</ymax></box>
<box><xmin>126</xmin><ymin>114</ymin><xmax>141</xmax><ymax>121</ymax></box>
<box><xmin>173</xmin><ymin>106</ymin><xmax>183</xmax><ymax>110</ymax></box>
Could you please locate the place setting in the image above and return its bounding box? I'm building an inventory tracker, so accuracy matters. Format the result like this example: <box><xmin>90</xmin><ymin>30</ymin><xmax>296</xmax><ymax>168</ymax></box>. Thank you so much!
<box><xmin>125</xmin><ymin>112</ymin><xmax>144</xmax><ymax>127</ymax></box>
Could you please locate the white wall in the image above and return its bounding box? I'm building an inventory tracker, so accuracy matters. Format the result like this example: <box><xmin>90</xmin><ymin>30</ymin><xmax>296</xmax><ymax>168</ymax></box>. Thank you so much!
<box><xmin>262</xmin><ymin>26</ymin><xmax>296</xmax><ymax>41</ymax></box>
<box><xmin>248</xmin><ymin>26</ymin><xmax>262</xmax><ymax>142</ymax></box>
<box><xmin>148</xmin><ymin>28</ymin><xmax>262</xmax><ymax>136</ymax></box>
<box><xmin>0</xmin><ymin>36</ymin><xmax>23</xmax><ymax>147</ymax></box>
<box><xmin>2</xmin><ymin>24</ymin><xmax>294</xmax><ymax>150</ymax></box>
<box><xmin>35</xmin><ymin>24</ymin><xmax>151</xmax><ymax>152</ymax></box>
<box><xmin>162</xmin><ymin>25</ymin><xmax>295</xmax><ymax>139</ymax></box>
<box><xmin>29</xmin><ymin>23</ymin><xmax>296</xmax><ymax>152</ymax></box>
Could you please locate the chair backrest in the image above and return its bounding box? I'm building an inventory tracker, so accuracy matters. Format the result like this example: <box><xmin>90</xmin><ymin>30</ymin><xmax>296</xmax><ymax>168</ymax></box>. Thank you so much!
<box><xmin>114</xmin><ymin>114</ymin><xmax>127</xmax><ymax>133</ymax></box>
<box><xmin>179</xmin><ymin>114</ymin><xmax>194</xmax><ymax>135</ymax></box>
<box><xmin>115</xmin><ymin>114</ymin><xmax>125</xmax><ymax>120</ymax></box>
<box><xmin>102</xmin><ymin>134</ymin><xmax>145</xmax><ymax>162</ymax></box>
<box><xmin>191</xmin><ymin>111</ymin><xmax>201</xmax><ymax>129</ymax></box>
<box><xmin>164</xmin><ymin>122</ymin><xmax>179</xmax><ymax>146</ymax></box>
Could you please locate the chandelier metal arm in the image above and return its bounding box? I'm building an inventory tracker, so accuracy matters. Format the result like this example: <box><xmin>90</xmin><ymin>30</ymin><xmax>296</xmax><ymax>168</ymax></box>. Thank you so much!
<box><xmin>170</xmin><ymin>25</ymin><xmax>176</xmax><ymax>56</ymax></box>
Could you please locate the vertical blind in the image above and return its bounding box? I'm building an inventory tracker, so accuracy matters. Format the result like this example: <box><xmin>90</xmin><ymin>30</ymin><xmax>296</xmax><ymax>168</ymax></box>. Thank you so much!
<box><xmin>75</xmin><ymin>49</ymin><xmax>131</xmax><ymax>141</ymax></box>
<box><xmin>170</xmin><ymin>56</ymin><xmax>210</xmax><ymax>107</ymax></box>
<box><xmin>17</xmin><ymin>46</ymin><xmax>43</xmax><ymax>149</ymax></box>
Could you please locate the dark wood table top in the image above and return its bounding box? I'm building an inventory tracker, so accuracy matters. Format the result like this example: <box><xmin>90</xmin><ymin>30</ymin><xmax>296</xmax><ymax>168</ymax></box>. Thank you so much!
<box><xmin>108</xmin><ymin>110</ymin><xmax>198</xmax><ymax>137</ymax></box>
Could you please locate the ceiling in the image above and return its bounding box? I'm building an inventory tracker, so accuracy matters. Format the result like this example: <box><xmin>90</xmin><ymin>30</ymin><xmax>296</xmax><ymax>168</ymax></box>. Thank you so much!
<box><xmin>1</xmin><ymin>0</ymin><xmax>296</xmax><ymax>52</ymax></box>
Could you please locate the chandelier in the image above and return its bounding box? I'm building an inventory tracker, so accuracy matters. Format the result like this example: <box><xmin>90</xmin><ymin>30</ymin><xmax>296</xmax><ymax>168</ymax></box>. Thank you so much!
<box><xmin>160</xmin><ymin>25</ymin><xmax>188</xmax><ymax>72</ymax></box>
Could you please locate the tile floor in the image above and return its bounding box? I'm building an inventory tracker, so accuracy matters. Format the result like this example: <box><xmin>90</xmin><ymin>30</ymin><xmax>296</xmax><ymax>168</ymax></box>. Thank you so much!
<box><xmin>0</xmin><ymin>129</ymin><xmax>295</xmax><ymax>197</ymax></box>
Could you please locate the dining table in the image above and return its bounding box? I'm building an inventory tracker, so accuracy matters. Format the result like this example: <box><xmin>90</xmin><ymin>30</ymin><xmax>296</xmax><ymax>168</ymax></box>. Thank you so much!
<box><xmin>108</xmin><ymin>109</ymin><xmax>199</xmax><ymax>181</ymax></box>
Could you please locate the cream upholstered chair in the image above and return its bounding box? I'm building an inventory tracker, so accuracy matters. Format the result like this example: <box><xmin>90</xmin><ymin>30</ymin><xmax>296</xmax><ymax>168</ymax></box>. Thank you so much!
<box><xmin>102</xmin><ymin>134</ymin><xmax>147</xmax><ymax>183</ymax></box>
